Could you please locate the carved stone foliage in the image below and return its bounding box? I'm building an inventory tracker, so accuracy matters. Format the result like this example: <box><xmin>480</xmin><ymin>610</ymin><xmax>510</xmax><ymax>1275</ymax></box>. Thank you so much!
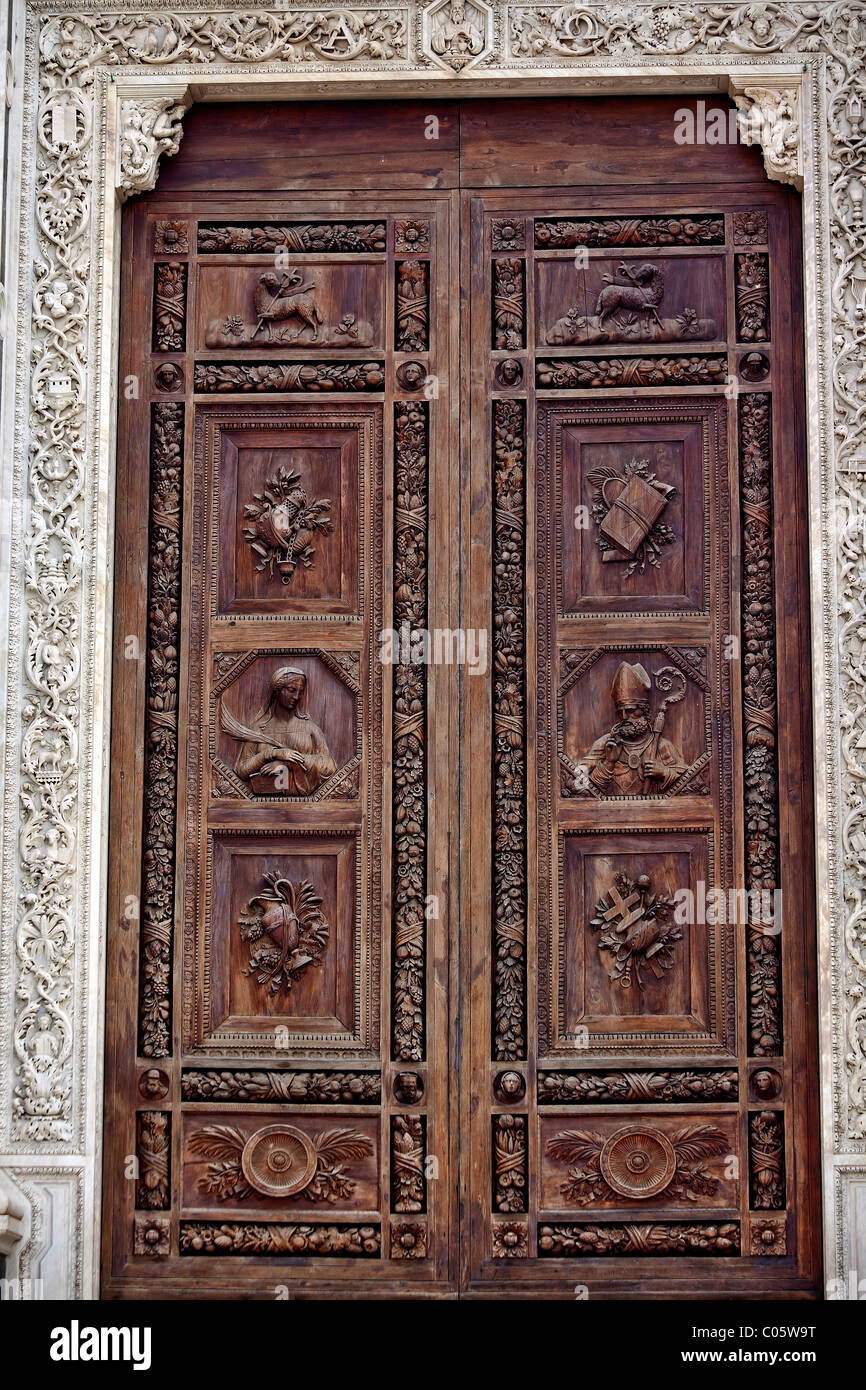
<box><xmin>537</xmin><ymin>355</ymin><xmax>728</xmax><ymax>389</ymax></box>
<box><xmin>538</xmin><ymin>1223</ymin><xmax>740</xmax><ymax>1257</ymax></box>
<box><xmin>120</xmin><ymin>96</ymin><xmax>188</xmax><ymax>201</ymax></box>
<box><xmin>736</xmin><ymin>254</ymin><xmax>770</xmax><ymax>342</ymax></box>
<box><xmin>493</xmin><ymin>257</ymin><xmax>525</xmax><ymax>350</ymax></box>
<box><xmin>198</xmin><ymin>222</ymin><xmax>385</xmax><ymax>253</ymax></box>
<box><xmin>241</xmin><ymin>466</ymin><xmax>333</xmax><ymax>587</ymax></box>
<box><xmin>547</xmin><ymin>1123</ymin><xmax>728</xmax><ymax>1205</ymax></box>
<box><xmin>396</xmin><ymin>261</ymin><xmax>429</xmax><ymax>351</ymax></box>
<box><xmin>590</xmin><ymin>871</ymin><xmax>682</xmax><ymax>991</ymax></box>
<box><xmin>181</xmin><ymin>1070</ymin><xmax>381</xmax><ymax>1104</ymax></box>
<box><xmin>153</xmin><ymin>261</ymin><xmax>187</xmax><ymax>352</ymax></box>
<box><xmin>193</xmin><ymin>361</ymin><xmax>385</xmax><ymax>393</ymax></box>
<box><xmin>390</xmin><ymin>1221</ymin><xmax>427</xmax><ymax>1258</ymax></box>
<box><xmin>493</xmin><ymin>1115</ymin><xmax>528</xmax><ymax>1213</ymax></box>
<box><xmin>179</xmin><ymin>1222</ymin><xmax>381</xmax><ymax>1255</ymax></box>
<box><xmin>492</xmin><ymin>398</ymin><xmax>527</xmax><ymax>1062</ymax></box>
<box><xmin>535</xmin><ymin>215</ymin><xmax>724</xmax><ymax>248</ymax></box>
<box><xmin>190</xmin><ymin>1123</ymin><xmax>374</xmax><ymax>1202</ymax></box>
<box><xmin>395</xmin><ymin>218</ymin><xmax>430</xmax><ymax>252</ymax></box>
<box><xmin>138</xmin><ymin>403</ymin><xmax>183</xmax><ymax>1060</ymax></box>
<box><xmin>749</xmin><ymin>1111</ymin><xmax>786</xmax><ymax>1210</ymax></box>
<box><xmin>392</xmin><ymin>403</ymin><xmax>429</xmax><ymax>1063</ymax></box>
<box><xmin>391</xmin><ymin>1114</ymin><xmax>426</xmax><ymax>1213</ymax></box>
<box><xmin>238</xmin><ymin>874</ymin><xmax>330</xmax><ymax>999</ymax></box>
<box><xmin>136</xmin><ymin>1111</ymin><xmax>170</xmax><ymax>1211</ymax></box>
<box><xmin>134</xmin><ymin>1215</ymin><xmax>170</xmax><ymax>1258</ymax></box>
<box><xmin>739</xmin><ymin>394</ymin><xmax>782</xmax><ymax>1058</ymax></box>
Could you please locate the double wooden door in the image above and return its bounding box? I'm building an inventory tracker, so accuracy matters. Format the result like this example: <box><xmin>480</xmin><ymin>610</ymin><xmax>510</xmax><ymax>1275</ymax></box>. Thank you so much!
<box><xmin>103</xmin><ymin>98</ymin><xmax>820</xmax><ymax>1297</ymax></box>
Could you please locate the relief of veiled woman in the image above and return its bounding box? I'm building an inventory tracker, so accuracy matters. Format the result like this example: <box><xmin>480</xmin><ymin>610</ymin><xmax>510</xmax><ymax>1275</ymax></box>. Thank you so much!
<box><xmin>231</xmin><ymin>667</ymin><xmax>336</xmax><ymax>795</ymax></box>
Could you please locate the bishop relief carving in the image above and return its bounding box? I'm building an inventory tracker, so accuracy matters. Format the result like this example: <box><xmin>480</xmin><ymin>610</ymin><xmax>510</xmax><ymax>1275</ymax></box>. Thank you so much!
<box><xmin>577</xmin><ymin>662</ymin><xmax>688</xmax><ymax>796</ymax></box>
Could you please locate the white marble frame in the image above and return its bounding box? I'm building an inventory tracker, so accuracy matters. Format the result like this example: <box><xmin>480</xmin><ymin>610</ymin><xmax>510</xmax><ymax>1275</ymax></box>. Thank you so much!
<box><xmin>0</xmin><ymin>2</ymin><xmax>864</xmax><ymax>1299</ymax></box>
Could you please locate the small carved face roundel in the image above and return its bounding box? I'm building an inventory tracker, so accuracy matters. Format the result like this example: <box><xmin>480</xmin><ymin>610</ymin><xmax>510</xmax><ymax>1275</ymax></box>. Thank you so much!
<box><xmin>495</xmin><ymin>357</ymin><xmax>523</xmax><ymax>388</ymax></box>
<box><xmin>396</xmin><ymin>360</ymin><xmax>426</xmax><ymax>391</ymax></box>
<box><xmin>240</xmin><ymin>1124</ymin><xmax>318</xmax><ymax>1197</ymax></box>
<box><xmin>599</xmin><ymin>1126</ymin><xmax>677</xmax><ymax>1199</ymax></box>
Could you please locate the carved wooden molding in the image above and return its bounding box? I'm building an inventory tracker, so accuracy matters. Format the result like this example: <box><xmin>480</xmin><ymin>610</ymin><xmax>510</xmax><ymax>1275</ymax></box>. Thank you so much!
<box><xmin>392</xmin><ymin>402</ymin><xmax>429</xmax><ymax>1063</ymax></box>
<box><xmin>492</xmin><ymin>397</ymin><xmax>527</xmax><ymax>1061</ymax></box>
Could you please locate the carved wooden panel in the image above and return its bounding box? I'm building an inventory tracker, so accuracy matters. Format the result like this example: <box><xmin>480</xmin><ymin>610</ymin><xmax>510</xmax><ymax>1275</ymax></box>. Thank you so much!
<box><xmin>105</xmin><ymin>179</ymin><xmax>451</xmax><ymax>1297</ymax></box>
<box><xmin>468</xmin><ymin>172</ymin><xmax>817</xmax><ymax>1298</ymax></box>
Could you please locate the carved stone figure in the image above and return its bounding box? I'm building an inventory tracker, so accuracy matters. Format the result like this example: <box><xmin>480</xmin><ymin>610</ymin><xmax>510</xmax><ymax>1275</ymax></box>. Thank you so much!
<box><xmin>223</xmin><ymin>667</ymin><xmax>336</xmax><ymax>795</ymax></box>
<box><xmin>430</xmin><ymin>0</ymin><xmax>485</xmax><ymax>70</ymax></box>
<box><xmin>577</xmin><ymin>662</ymin><xmax>688</xmax><ymax>795</ymax></box>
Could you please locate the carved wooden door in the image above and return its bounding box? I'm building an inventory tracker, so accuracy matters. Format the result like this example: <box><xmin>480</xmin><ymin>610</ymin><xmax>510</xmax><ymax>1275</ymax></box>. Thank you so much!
<box><xmin>103</xmin><ymin>99</ymin><xmax>820</xmax><ymax>1298</ymax></box>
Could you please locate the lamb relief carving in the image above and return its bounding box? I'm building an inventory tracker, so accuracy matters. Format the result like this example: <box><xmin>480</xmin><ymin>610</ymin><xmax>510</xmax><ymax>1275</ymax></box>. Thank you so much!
<box><xmin>205</xmin><ymin>269</ymin><xmax>374</xmax><ymax>347</ymax></box>
<box><xmin>544</xmin><ymin>260</ymin><xmax>717</xmax><ymax>345</ymax></box>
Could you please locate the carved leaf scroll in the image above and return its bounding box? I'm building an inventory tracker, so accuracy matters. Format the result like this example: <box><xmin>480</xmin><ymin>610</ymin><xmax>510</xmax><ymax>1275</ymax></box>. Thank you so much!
<box><xmin>138</xmin><ymin>402</ymin><xmax>183</xmax><ymax>1059</ymax></box>
<box><xmin>392</xmin><ymin>403</ymin><xmax>429</xmax><ymax>1062</ymax></box>
<box><xmin>492</xmin><ymin>398</ymin><xmax>527</xmax><ymax>1062</ymax></box>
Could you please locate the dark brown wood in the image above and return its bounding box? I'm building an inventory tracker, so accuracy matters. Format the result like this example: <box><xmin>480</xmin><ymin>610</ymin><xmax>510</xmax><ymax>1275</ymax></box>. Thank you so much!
<box><xmin>103</xmin><ymin>96</ymin><xmax>819</xmax><ymax>1299</ymax></box>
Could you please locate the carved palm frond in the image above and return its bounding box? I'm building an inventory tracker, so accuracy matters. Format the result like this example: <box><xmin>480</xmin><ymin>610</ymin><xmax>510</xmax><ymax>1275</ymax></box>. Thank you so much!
<box><xmin>188</xmin><ymin>1125</ymin><xmax>246</xmax><ymax>1161</ymax></box>
<box><xmin>545</xmin><ymin>1129</ymin><xmax>603</xmax><ymax>1165</ymax></box>
<box><xmin>312</xmin><ymin>1128</ymin><xmax>375</xmax><ymax>1164</ymax></box>
<box><xmin>671</xmin><ymin>1124</ymin><xmax>729</xmax><ymax>1163</ymax></box>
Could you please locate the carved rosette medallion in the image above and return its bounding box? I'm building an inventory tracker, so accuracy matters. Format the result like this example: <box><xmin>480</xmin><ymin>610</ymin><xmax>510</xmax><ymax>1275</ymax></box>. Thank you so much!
<box><xmin>241</xmin><ymin>1125</ymin><xmax>318</xmax><ymax>1198</ymax></box>
<box><xmin>598</xmin><ymin>1127</ymin><xmax>677</xmax><ymax>1199</ymax></box>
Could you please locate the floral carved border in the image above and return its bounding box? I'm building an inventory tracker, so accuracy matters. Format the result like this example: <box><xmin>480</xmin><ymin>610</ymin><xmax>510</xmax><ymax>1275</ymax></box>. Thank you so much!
<box><xmin>0</xmin><ymin>0</ymin><xmax>863</xmax><ymax>1296</ymax></box>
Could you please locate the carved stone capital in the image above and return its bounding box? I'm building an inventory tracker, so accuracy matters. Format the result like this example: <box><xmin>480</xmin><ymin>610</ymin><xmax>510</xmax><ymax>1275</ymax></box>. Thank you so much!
<box><xmin>727</xmin><ymin>77</ymin><xmax>803</xmax><ymax>190</ymax></box>
<box><xmin>117</xmin><ymin>85</ymin><xmax>191</xmax><ymax>202</ymax></box>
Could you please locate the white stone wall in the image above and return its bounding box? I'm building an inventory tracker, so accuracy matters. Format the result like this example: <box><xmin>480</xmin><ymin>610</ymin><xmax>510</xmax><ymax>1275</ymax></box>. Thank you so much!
<box><xmin>0</xmin><ymin>0</ymin><xmax>863</xmax><ymax>1299</ymax></box>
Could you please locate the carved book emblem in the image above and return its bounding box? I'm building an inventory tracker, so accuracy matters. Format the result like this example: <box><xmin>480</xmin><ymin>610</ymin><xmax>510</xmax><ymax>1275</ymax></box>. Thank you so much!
<box><xmin>238</xmin><ymin>873</ymin><xmax>329</xmax><ymax>996</ymax></box>
<box><xmin>577</xmin><ymin>661</ymin><xmax>688</xmax><ymax>796</ymax></box>
<box><xmin>590</xmin><ymin>868</ymin><xmax>682</xmax><ymax>990</ymax></box>
<box><xmin>242</xmin><ymin>465</ymin><xmax>333</xmax><ymax>586</ymax></box>
<box><xmin>547</xmin><ymin>1123</ymin><xmax>729</xmax><ymax>1204</ymax></box>
<box><xmin>587</xmin><ymin>458</ymin><xmax>676</xmax><ymax>575</ymax></box>
<box><xmin>190</xmin><ymin>1123</ymin><xmax>374</xmax><ymax>1202</ymax></box>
